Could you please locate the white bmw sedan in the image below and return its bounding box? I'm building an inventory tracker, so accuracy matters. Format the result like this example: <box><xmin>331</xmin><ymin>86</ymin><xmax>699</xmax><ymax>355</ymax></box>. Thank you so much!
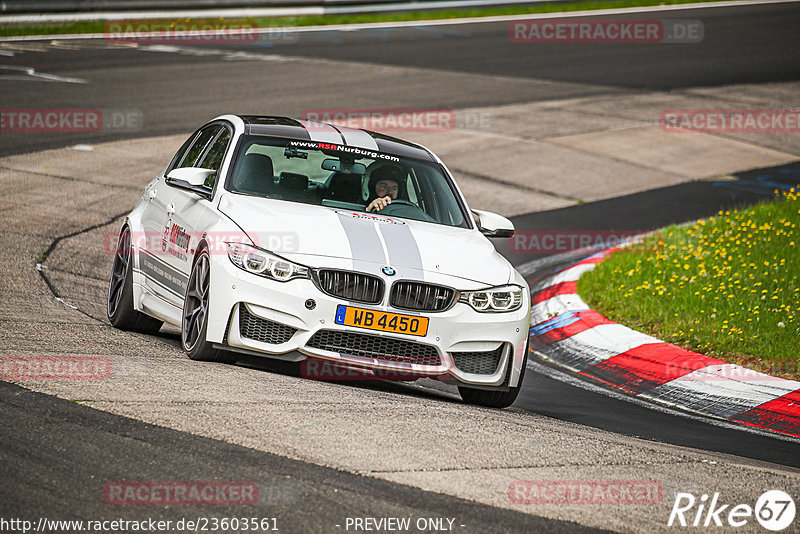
<box><xmin>107</xmin><ymin>115</ymin><xmax>531</xmax><ymax>407</ymax></box>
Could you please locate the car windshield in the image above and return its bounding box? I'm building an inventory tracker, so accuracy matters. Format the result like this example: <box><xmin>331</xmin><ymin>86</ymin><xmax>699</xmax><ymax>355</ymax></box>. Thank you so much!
<box><xmin>226</xmin><ymin>136</ymin><xmax>469</xmax><ymax>228</ymax></box>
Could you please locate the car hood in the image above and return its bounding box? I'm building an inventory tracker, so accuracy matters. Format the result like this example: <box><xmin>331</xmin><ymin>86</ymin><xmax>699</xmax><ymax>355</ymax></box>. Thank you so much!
<box><xmin>218</xmin><ymin>194</ymin><xmax>512</xmax><ymax>286</ymax></box>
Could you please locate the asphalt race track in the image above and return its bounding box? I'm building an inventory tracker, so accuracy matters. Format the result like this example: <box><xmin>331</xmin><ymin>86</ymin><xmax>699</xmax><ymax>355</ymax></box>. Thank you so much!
<box><xmin>2</xmin><ymin>1</ymin><xmax>800</xmax><ymax>532</ymax></box>
<box><xmin>1</xmin><ymin>381</ymin><xmax>595</xmax><ymax>534</ymax></box>
<box><xmin>2</xmin><ymin>2</ymin><xmax>799</xmax><ymax>156</ymax></box>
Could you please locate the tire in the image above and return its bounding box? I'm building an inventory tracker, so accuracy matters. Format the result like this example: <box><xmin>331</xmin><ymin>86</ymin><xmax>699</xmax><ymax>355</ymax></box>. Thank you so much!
<box><xmin>181</xmin><ymin>247</ymin><xmax>235</xmax><ymax>363</ymax></box>
<box><xmin>107</xmin><ymin>226</ymin><xmax>163</xmax><ymax>334</ymax></box>
<box><xmin>458</xmin><ymin>341</ymin><xmax>529</xmax><ymax>409</ymax></box>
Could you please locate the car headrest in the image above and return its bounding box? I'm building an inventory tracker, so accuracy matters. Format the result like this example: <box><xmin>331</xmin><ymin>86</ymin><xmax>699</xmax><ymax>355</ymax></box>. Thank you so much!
<box><xmin>328</xmin><ymin>172</ymin><xmax>363</xmax><ymax>204</ymax></box>
<box><xmin>279</xmin><ymin>172</ymin><xmax>309</xmax><ymax>191</ymax></box>
<box><xmin>234</xmin><ymin>153</ymin><xmax>275</xmax><ymax>196</ymax></box>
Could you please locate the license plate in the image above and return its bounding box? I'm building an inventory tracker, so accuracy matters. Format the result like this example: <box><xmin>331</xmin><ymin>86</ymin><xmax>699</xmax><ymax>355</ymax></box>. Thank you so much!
<box><xmin>334</xmin><ymin>305</ymin><xmax>428</xmax><ymax>337</ymax></box>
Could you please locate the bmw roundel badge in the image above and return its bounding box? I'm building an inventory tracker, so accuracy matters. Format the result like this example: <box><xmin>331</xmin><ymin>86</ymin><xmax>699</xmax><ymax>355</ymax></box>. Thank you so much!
<box><xmin>382</xmin><ymin>266</ymin><xmax>396</xmax><ymax>276</ymax></box>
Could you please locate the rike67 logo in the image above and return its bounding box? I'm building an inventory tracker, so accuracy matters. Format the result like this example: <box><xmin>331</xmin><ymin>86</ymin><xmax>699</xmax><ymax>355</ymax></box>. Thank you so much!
<box><xmin>668</xmin><ymin>490</ymin><xmax>795</xmax><ymax>531</ymax></box>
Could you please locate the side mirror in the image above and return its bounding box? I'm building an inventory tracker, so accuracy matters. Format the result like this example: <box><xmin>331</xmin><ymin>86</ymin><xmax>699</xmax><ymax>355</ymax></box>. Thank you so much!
<box><xmin>166</xmin><ymin>167</ymin><xmax>214</xmax><ymax>199</ymax></box>
<box><xmin>473</xmin><ymin>209</ymin><xmax>515</xmax><ymax>238</ymax></box>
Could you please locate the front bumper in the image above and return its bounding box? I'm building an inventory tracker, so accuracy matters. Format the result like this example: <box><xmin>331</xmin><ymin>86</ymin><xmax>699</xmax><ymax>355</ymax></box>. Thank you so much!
<box><xmin>206</xmin><ymin>256</ymin><xmax>530</xmax><ymax>388</ymax></box>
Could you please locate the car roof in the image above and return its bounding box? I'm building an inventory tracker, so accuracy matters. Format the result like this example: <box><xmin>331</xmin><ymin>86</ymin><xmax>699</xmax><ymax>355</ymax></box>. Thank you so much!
<box><xmin>237</xmin><ymin>115</ymin><xmax>437</xmax><ymax>163</ymax></box>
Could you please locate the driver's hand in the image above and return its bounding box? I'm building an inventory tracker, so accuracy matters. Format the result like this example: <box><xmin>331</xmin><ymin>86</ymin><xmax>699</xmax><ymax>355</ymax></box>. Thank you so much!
<box><xmin>366</xmin><ymin>196</ymin><xmax>392</xmax><ymax>212</ymax></box>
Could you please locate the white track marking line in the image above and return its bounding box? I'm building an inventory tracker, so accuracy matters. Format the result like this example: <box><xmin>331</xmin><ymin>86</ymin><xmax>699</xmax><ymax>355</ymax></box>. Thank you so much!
<box><xmin>0</xmin><ymin>65</ymin><xmax>87</xmax><ymax>83</ymax></box>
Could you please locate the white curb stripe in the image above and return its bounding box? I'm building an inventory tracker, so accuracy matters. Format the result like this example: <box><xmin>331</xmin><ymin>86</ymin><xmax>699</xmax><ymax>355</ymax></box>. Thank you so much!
<box><xmin>531</xmin><ymin>294</ymin><xmax>589</xmax><ymax>322</ymax></box>
<box><xmin>645</xmin><ymin>365</ymin><xmax>800</xmax><ymax>419</ymax></box>
<box><xmin>545</xmin><ymin>262</ymin><xmax>597</xmax><ymax>286</ymax></box>
<box><xmin>672</xmin><ymin>364</ymin><xmax>800</xmax><ymax>391</ymax></box>
<box><xmin>547</xmin><ymin>325</ymin><xmax>663</xmax><ymax>369</ymax></box>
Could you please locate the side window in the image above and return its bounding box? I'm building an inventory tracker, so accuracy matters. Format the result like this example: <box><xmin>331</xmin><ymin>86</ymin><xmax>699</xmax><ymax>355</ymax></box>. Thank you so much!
<box><xmin>177</xmin><ymin>126</ymin><xmax>220</xmax><ymax>169</ymax></box>
<box><xmin>406</xmin><ymin>169</ymin><xmax>419</xmax><ymax>204</ymax></box>
<box><xmin>167</xmin><ymin>135</ymin><xmax>195</xmax><ymax>174</ymax></box>
<box><xmin>197</xmin><ymin>128</ymin><xmax>231</xmax><ymax>187</ymax></box>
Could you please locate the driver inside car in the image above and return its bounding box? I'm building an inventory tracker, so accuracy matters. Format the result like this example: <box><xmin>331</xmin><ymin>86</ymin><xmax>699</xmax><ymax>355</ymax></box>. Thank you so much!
<box><xmin>365</xmin><ymin>164</ymin><xmax>405</xmax><ymax>213</ymax></box>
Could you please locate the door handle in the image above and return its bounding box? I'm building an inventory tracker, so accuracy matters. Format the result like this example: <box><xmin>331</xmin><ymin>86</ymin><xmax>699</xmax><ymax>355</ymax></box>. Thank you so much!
<box><xmin>166</xmin><ymin>203</ymin><xmax>175</xmax><ymax>215</ymax></box>
<box><xmin>148</xmin><ymin>189</ymin><xmax>157</xmax><ymax>201</ymax></box>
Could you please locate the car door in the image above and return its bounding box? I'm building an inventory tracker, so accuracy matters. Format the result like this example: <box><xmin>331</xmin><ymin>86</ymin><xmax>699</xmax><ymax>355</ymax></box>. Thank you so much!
<box><xmin>140</xmin><ymin>125</ymin><xmax>219</xmax><ymax>305</ymax></box>
<box><xmin>161</xmin><ymin>124</ymin><xmax>233</xmax><ymax>294</ymax></box>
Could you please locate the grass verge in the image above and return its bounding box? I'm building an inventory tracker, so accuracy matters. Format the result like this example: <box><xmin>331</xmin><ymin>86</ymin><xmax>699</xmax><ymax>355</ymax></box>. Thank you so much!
<box><xmin>2</xmin><ymin>0</ymin><xmax>734</xmax><ymax>38</ymax></box>
<box><xmin>578</xmin><ymin>189</ymin><xmax>800</xmax><ymax>379</ymax></box>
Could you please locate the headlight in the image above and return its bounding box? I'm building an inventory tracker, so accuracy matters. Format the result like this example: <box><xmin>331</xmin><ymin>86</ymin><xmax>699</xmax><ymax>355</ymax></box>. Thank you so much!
<box><xmin>226</xmin><ymin>242</ymin><xmax>309</xmax><ymax>282</ymax></box>
<box><xmin>459</xmin><ymin>285</ymin><xmax>524</xmax><ymax>313</ymax></box>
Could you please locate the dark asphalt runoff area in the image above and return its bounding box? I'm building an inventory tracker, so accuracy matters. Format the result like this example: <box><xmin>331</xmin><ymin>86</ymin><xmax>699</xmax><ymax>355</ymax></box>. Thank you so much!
<box><xmin>263</xmin><ymin>2</ymin><xmax>800</xmax><ymax>89</ymax></box>
<box><xmin>0</xmin><ymin>381</ymin><xmax>604</xmax><ymax>534</ymax></box>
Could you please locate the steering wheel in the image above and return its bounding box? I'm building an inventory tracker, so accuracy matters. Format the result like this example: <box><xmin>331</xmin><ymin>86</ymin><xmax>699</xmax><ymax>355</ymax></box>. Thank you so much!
<box><xmin>378</xmin><ymin>200</ymin><xmax>434</xmax><ymax>222</ymax></box>
<box><xmin>381</xmin><ymin>199</ymin><xmax>416</xmax><ymax>209</ymax></box>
